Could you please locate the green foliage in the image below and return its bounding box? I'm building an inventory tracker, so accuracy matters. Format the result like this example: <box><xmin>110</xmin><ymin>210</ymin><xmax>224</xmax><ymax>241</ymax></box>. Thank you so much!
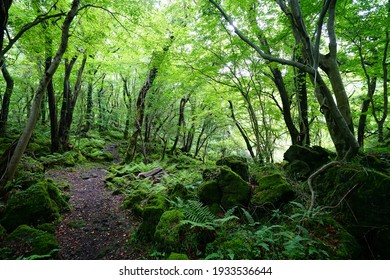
<box><xmin>173</xmin><ymin>198</ymin><xmax>238</xmax><ymax>231</ymax></box>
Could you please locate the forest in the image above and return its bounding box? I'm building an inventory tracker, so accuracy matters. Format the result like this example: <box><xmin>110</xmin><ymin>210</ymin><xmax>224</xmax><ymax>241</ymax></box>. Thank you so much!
<box><xmin>0</xmin><ymin>0</ymin><xmax>389</xmax><ymax>260</ymax></box>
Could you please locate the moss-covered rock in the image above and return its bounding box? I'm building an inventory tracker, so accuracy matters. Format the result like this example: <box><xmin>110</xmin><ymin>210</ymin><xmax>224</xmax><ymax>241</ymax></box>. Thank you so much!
<box><xmin>154</xmin><ymin>210</ymin><xmax>185</xmax><ymax>252</ymax></box>
<box><xmin>198</xmin><ymin>180</ymin><xmax>221</xmax><ymax>205</ymax></box>
<box><xmin>45</xmin><ymin>180</ymin><xmax>70</xmax><ymax>212</ymax></box>
<box><xmin>285</xmin><ymin>160</ymin><xmax>311</xmax><ymax>180</ymax></box>
<box><xmin>122</xmin><ymin>189</ymin><xmax>149</xmax><ymax>216</ymax></box>
<box><xmin>167</xmin><ymin>183</ymin><xmax>195</xmax><ymax>201</ymax></box>
<box><xmin>251</xmin><ymin>173</ymin><xmax>294</xmax><ymax>209</ymax></box>
<box><xmin>0</xmin><ymin>181</ymin><xmax>66</xmax><ymax>231</ymax></box>
<box><xmin>137</xmin><ymin>206</ymin><xmax>165</xmax><ymax>241</ymax></box>
<box><xmin>218</xmin><ymin>168</ymin><xmax>251</xmax><ymax>209</ymax></box>
<box><xmin>216</xmin><ymin>155</ymin><xmax>249</xmax><ymax>181</ymax></box>
<box><xmin>137</xmin><ymin>193</ymin><xmax>168</xmax><ymax>241</ymax></box>
<box><xmin>305</xmin><ymin>217</ymin><xmax>361</xmax><ymax>259</ymax></box>
<box><xmin>13</xmin><ymin>156</ymin><xmax>45</xmax><ymax>188</ymax></box>
<box><xmin>199</xmin><ymin>167</ymin><xmax>251</xmax><ymax>209</ymax></box>
<box><xmin>7</xmin><ymin>225</ymin><xmax>59</xmax><ymax>257</ymax></box>
<box><xmin>314</xmin><ymin>165</ymin><xmax>390</xmax><ymax>259</ymax></box>
<box><xmin>167</xmin><ymin>252</ymin><xmax>189</xmax><ymax>260</ymax></box>
<box><xmin>284</xmin><ymin>145</ymin><xmax>331</xmax><ymax>171</ymax></box>
<box><xmin>36</xmin><ymin>223</ymin><xmax>56</xmax><ymax>234</ymax></box>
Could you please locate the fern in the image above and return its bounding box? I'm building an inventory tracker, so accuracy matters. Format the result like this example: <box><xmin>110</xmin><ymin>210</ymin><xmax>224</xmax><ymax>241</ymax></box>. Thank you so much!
<box><xmin>173</xmin><ymin>198</ymin><xmax>238</xmax><ymax>230</ymax></box>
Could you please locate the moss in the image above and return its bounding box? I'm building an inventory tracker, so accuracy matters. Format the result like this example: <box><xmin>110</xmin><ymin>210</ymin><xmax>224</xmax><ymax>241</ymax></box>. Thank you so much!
<box><xmin>7</xmin><ymin>225</ymin><xmax>59</xmax><ymax>257</ymax></box>
<box><xmin>314</xmin><ymin>165</ymin><xmax>390</xmax><ymax>258</ymax></box>
<box><xmin>84</xmin><ymin>148</ymin><xmax>114</xmax><ymax>161</ymax></box>
<box><xmin>206</xmin><ymin>233</ymin><xmax>254</xmax><ymax>259</ymax></box>
<box><xmin>216</xmin><ymin>156</ymin><xmax>249</xmax><ymax>181</ymax></box>
<box><xmin>306</xmin><ymin>217</ymin><xmax>361</xmax><ymax>259</ymax></box>
<box><xmin>36</xmin><ymin>223</ymin><xmax>56</xmax><ymax>234</ymax></box>
<box><xmin>122</xmin><ymin>189</ymin><xmax>149</xmax><ymax>216</ymax></box>
<box><xmin>13</xmin><ymin>156</ymin><xmax>45</xmax><ymax>188</ymax></box>
<box><xmin>198</xmin><ymin>180</ymin><xmax>221</xmax><ymax>205</ymax></box>
<box><xmin>45</xmin><ymin>180</ymin><xmax>70</xmax><ymax>212</ymax></box>
<box><xmin>167</xmin><ymin>252</ymin><xmax>189</xmax><ymax>260</ymax></box>
<box><xmin>1</xmin><ymin>183</ymin><xmax>61</xmax><ymax>231</ymax></box>
<box><xmin>251</xmin><ymin>173</ymin><xmax>294</xmax><ymax>209</ymax></box>
<box><xmin>154</xmin><ymin>210</ymin><xmax>185</xmax><ymax>252</ymax></box>
<box><xmin>285</xmin><ymin>160</ymin><xmax>311</xmax><ymax>180</ymax></box>
<box><xmin>218</xmin><ymin>168</ymin><xmax>251</xmax><ymax>209</ymax></box>
<box><xmin>137</xmin><ymin>206</ymin><xmax>165</xmax><ymax>241</ymax></box>
<box><xmin>167</xmin><ymin>184</ymin><xmax>196</xmax><ymax>201</ymax></box>
<box><xmin>0</xmin><ymin>224</ymin><xmax>6</xmax><ymax>238</ymax></box>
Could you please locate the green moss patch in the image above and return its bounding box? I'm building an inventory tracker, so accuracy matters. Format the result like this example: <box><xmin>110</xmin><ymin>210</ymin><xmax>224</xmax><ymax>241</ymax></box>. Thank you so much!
<box><xmin>154</xmin><ymin>210</ymin><xmax>185</xmax><ymax>252</ymax></box>
<box><xmin>7</xmin><ymin>225</ymin><xmax>59</xmax><ymax>258</ymax></box>
<box><xmin>1</xmin><ymin>180</ymin><xmax>69</xmax><ymax>231</ymax></box>
<box><xmin>251</xmin><ymin>173</ymin><xmax>294</xmax><ymax>208</ymax></box>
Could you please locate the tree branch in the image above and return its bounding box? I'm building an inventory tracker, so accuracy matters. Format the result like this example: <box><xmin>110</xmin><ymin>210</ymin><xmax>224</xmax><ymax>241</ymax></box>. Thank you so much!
<box><xmin>0</xmin><ymin>12</ymin><xmax>65</xmax><ymax>59</ymax></box>
<box><xmin>208</xmin><ymin>0</ymin><xmax>314</xmax><ymax>74</ymax></box>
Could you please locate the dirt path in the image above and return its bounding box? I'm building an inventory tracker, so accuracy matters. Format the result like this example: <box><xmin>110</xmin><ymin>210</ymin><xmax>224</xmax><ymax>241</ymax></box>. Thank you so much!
<box><xmin>47</xmin><ymin>166</ymin><xmax>140</xmax><ymax>260</ymax></box>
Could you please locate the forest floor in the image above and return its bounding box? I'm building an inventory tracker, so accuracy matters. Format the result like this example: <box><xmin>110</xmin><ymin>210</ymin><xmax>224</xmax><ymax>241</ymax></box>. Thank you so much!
<box><xmin>46</xmin><ymin>144</ymin><xmax>142</xmax><ymax>260</ymax></box>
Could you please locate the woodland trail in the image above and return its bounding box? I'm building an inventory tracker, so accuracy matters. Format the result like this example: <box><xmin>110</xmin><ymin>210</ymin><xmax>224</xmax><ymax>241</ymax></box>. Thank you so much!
<box><xmin>46</xmin><ymin>153</ymin><xmax>140</xmax><ymax>259</ymax></box>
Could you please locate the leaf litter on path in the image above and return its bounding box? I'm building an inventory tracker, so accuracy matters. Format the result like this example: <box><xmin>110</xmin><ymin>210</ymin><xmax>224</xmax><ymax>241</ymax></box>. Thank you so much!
<box><xmin>47</xmin><ymin>166</ymin><xmax>140</xmax><ymax>259</ymax></box>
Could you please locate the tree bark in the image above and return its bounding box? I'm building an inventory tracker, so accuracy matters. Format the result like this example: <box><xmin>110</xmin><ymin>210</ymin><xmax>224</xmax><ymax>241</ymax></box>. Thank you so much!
<box><xmin>228</xmin><ymin>100</ymin><xmax>256</xmax><ymax>160</ymax></box>
<box><xmin>58</xmin><ymin>55</ymin><xmax>87</xmax><ymax>150</ymax></box>
<box><xmin>0</xmin><ymin>0</ymin><xmax>81</xmax><ymax>190</ymax></box>
<box><xmin>0</xmin><ymin>0</ymin><xmax>12</xmax><ymax>53</ymax></box>
<box><xmin>0</xmin><ymin>60</ymin><xmax>14</xmax><ymax>136</ymax></box>
<box><xmin>170</xmin><ymin>97</ymin><xmax>188</xmax><ymax>153</ymax></box>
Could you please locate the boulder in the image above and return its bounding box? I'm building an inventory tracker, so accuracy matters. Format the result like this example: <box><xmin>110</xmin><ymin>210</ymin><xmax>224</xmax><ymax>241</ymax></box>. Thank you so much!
<box><xmin>7</xmin><ymin>225</ymin><xmax>58</xmax><ymax>257</ymax></box>
<box><xmin>216</xmin><ymin>155</ymin><xmax>249</xmax><ymax>181</ymax></box>
<box><xmin>154</xmin><ymin>210</ymin><xmax>185</xmax><ymax>252</ymax></box>
<box><xmin>284</xmin><ymin>145</ymin><xmax>331</xmax><ymax>171</ymax></box>
<box><xmin>199</xmin><ymin>167</ymin><xmax>251</xmax><ymax>210</ymax></box>
<box><xmin>218</xmin><ymin>168</ymin><xmax>251</xmax><ymax>209</ymax></box>
<box><xmin>314</xmin><ymin>165</ymin><xmax>390</xmax><ymax>259</ymax></box>
<box><xmin>136</xmin><ymin>193</ymin><xmax>168</xmax><ymax>241</ymax></box>
<box><xmin>0</xmin><ymin>180</ymin><xmax>67</xmax><ymax>231</ymax></box>
<box><xmin>198</xmin><ymin>180</ymin><xmax>221</xmax><ymax>205</ymax></box>
<box><xmin>251</xmin><ymin>173</ymin><xmax>294</xmax><ymax>209</ymax></box>
<box><xmin>285</xmin><ymin>160</ymin><xmax>311</xmax><ymax>180</ymax></box>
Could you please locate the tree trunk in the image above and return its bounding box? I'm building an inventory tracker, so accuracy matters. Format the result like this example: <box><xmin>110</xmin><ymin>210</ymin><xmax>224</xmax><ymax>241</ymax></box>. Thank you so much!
<box><xmin>83</xmin><ymin>79</ymin><xmax>93</xmax><ymax>134</ymax></box>
<box><xmin>58</xmin><ymin>55</ymin><xmax>87</xmax><ymax>150</ymax></box>
<box><xmin>170</xmin><ymin>97</ymin><xmax>187</xmax><ymax>153</ymax></box>
<box><xmin>0</xmin><ymin>0</ymin><xmax>81</xmax><ymax>190</ymax></box>
<box><xmin>228</xmin><ymin>100</ymin><xmax>256</xmax><ymax>160</ymax></box>
<box><xmin>125</xmin><ymin>66</ymin><xmax>158</xmax><ymax>162</ymax></box>
<box><xmin>0</xmin><ymin>60</ymin><xmax>14</xmax><ymax>136</ymax></box>
<box><xmin>357</xmin><ymin>78</ymin><xmax>376</xmax><ymax>147</ymax></box>
<box><xmin>0</xmin><ymin>0</ymin><xmax>12</xmax><ymax>53</ymax></box>
<box><xmin>125</xmin><ymin>39</ymin><xmax>173</xmax><ymax>162</ymax></box>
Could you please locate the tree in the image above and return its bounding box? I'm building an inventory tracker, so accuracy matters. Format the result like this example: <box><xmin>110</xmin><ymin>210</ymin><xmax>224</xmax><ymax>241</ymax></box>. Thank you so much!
<box><xmin>125</xmin><ymin>38</ymin><xmax>173</xmax><ymax>162</ymax></box>
<box><xmin>0</xmin><ymin>0</ymin><xmax>81</xmax><ymax>192</ymax></box>
<box><xmin>207</xmin><ymin>0</ymin><xmax>359</xmax><ymax>160</ymax></box>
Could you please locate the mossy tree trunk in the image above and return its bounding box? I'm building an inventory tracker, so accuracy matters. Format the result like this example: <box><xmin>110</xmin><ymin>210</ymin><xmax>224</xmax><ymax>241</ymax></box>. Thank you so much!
<box><xmin>0</xmin><ymin>0</ymin><xmax>81</xmax><ymax>192</ymax></box>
